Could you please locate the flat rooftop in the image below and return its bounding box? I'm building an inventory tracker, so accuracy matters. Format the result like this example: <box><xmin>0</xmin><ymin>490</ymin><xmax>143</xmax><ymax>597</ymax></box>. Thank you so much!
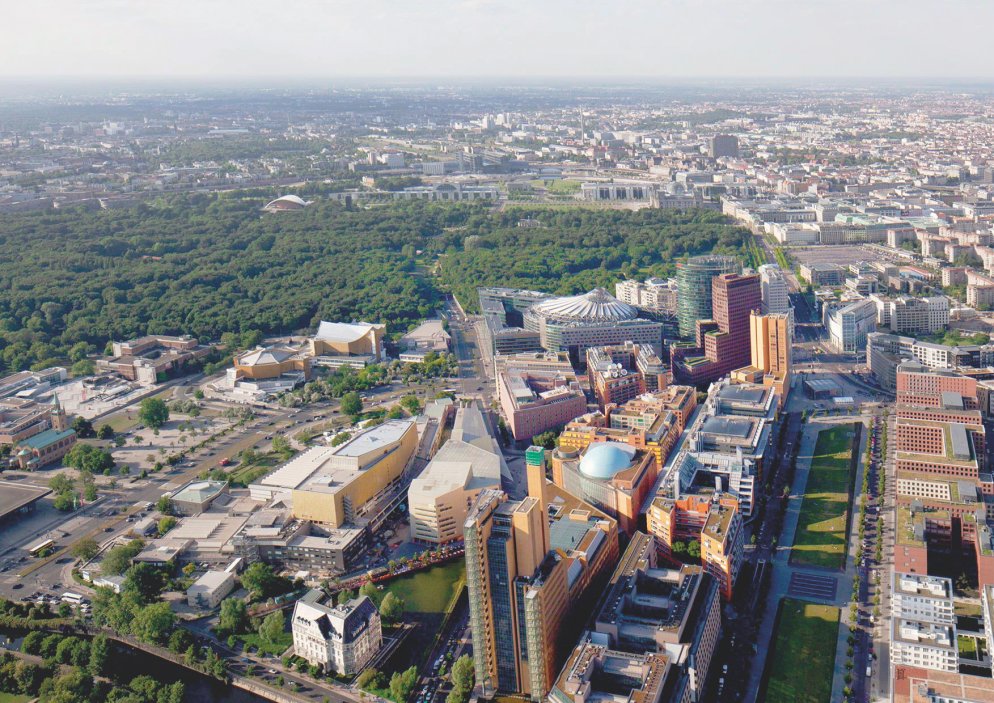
<box><xmin>0</xmin><ymin>482</ymin><xmax>52</xmax><ymax>519</ymax></box>
<box><xmin>701</xmin><ymin>416</ymin><xmax>753</xmax><ymax>438</ymax></box>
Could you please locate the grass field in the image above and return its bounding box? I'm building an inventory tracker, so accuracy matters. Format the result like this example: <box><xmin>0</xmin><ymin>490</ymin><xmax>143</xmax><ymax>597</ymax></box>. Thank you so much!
<box><xmin>226</xmin><ymin>453</ymin><xmax>280</xmax><ymax>487</ymax></box>
<box><xmin>791</xmin><ymin>424</ymin><xmax>857</xmax><ymax>570</ymax></box>
<box><xmin>763</xmin><ymin>599</ymin><xmax>841</xmax><ymax>703</ymax></box>
<box><xmin>381</xmin><ymin>559</ymin><xmax>465</xmax><ymax>613</ymax></box>
<box><xmin>0</xmin><ymin>693</ymin><xmax>31</xmax><ymax>703</ymax></box>
<box><xmin>958</xmin><ymin>634</ymin><xmax>978</xmax><ymax>659</ymax></box>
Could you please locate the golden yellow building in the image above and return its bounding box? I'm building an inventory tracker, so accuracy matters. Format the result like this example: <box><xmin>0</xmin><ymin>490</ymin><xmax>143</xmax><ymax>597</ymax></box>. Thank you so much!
<box><xmin>310</xmin><ymin>321</ymin><xmax>385</xmax><ymax>361</ymax></box>
<box><xmin>232</xmin><ymin>346</ymin><xmax>311</xmax><ymax>381</ymax></box>
<box><xmin>250</xmin><ymin>420</ymin><xmax>417</xmax><ymax>528</ymax></box>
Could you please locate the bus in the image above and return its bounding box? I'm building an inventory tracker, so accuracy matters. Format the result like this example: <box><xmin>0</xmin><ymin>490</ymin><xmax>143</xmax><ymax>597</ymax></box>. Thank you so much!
<box><xmin>28</xmin><ymin>539</ymin><xmax>54</xmax><ymax>556</ymax></box>
<box><xmin>61</xmin><ymin>592</ymin><xmax>84</xmax><ymax>605</ymax></box>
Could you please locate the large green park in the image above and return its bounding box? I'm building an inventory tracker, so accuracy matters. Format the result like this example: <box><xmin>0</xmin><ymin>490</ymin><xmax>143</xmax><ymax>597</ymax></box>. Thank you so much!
<box><xmin>762</xmin><ymin>598</ymin><xmax>841</xmax><ymax>703</ymax></box>
<box><xmin>790</xmin><ymin>424</ymin><xmax>858</xmax><ymax>570</ymax></box>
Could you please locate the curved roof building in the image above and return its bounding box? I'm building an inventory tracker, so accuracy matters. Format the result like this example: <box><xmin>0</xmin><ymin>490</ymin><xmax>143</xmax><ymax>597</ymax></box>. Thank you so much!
<box><xmin>579</xmin><ymin>443</ymin><xmax>637</xmax><ymax>480</ymax></box>
<box><xmin>522</xmin><ymin>288</ymin><xmax>663</xmax><ymax>364</ymax></box>
<box><xmin>263</xmin><ymin>194</ymin><xmax>310</xmax><ymax>212</ymax></box>
<box><xmin>550</xmin><ymin>441</ymin><xmax>657</xmax><ymax>536</ymax></box>
<box><xmin>529</xmin><ymin>288</ymin><xmax>639</xmax><ymax>324</ymax></box>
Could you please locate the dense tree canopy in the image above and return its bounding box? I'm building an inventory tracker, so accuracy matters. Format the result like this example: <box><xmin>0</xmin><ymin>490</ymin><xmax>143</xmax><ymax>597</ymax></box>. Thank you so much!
<box><xmin>0</xmin><ymin>195</ymin><xmax>749</xmax><ymax>373</ymax></box>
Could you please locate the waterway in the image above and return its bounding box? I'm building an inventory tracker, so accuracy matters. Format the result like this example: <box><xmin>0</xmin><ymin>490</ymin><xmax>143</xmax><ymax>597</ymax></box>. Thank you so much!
<box><xmin>0</xmin><ymin>628</ymin><xmax>267</xmax><ymax>703</ymax></box>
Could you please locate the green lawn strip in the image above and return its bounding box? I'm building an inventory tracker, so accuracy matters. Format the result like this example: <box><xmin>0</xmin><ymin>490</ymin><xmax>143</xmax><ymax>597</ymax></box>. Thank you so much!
<box><xmin>791</xmin><ymin>425</ymin><xmax>857</xmax><ymax>570</ymax></box>
<box><xmin>236</xmin><ymin>631</ymin><xmax>293</xmax><ymax>657</ymax></box>
<box><xmin>957</xmin><ymin>634</ymin><xmax>978</xmax><ymax>660</ymax></box>
<box><xmin>0</xmin><ymin>693</ymin><xmax>31</xmax><ymax>703</ymax></box>
<box><xmin>764</xmin><ymin>598</ymin><xmax>841</xmax><ymax>703</ymax></box>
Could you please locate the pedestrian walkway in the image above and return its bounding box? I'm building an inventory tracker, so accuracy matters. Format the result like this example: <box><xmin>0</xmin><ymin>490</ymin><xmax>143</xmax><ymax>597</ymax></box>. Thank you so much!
<box><xmin>746</xmin><ymin>419</ymin><xmax>864</xmax><ymax>703</ymax></box>
<box><xmin>829</xmin><ymin>416</ymin><xmax>870</xmax><ymax>703</ymax></box>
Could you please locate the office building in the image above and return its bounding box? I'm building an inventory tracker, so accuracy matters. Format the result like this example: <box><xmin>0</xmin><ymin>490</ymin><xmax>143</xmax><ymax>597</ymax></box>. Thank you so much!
<box><xmin>408</xmin><ymin>404</ymin><xmax>504</xmax><ymax>545</ymax></box>
<box><xmin>647</xmin><ymin>494</ymin><xmax>743</xmax><ymax>601</ymax></box>
<box><xmin>731</xmin><ymin>311</ymin><xmax>792</xmax><ymax>407</ymax></box>
<box><xmin>826</xmin><ymin>299</ymin><xmax>876</xmax><ymax>354</ymax></box>
<box><xmin>99</xmin><ymin>334</ymin><xmax>212</xmax><ymax>385</ymax></box>
<box><xmin>873</xmin><ymin>296</ymin><xmax>949</xmax><ymax>335</ymax></box>
<box><xmin>615</xmin><ymin>277</ymin><xmax>679</xmax><ymax>315</ymax></box>
<box><xmin>250</xmin><ymin>419</ymin><xmax>417</xmax><ymax>527</ymax></box>
<box><xmin>479</xmin><ymin>288</ymin><xmax>549</xmax><ymax>356</ymax></box>
<box><xmin>586</xmin><ymin>342</ymin><xmax>668</xmax><ymax>410</ymax></box>
<box><xmin>234</xmin><ymin>508</ymin><xmax>368</xmax><ymax>575</ymax></box>
<box><xmin>658</xmin><ymin>379</ymin><xmax>777</xmax><ymax>519</ymax></box>
<box><xmin>496</xmin><ymin>353</ymin><xmax>587</xmax><ymax>442</ymax></box>
<box><xmin>574</xmin><ymin>533</ymin><xmax>722</xmax><ymax>702</ymax></box>
<box><xmin>867</xmin><ymin>331</ymin><xmax>994</xmax><ymax>390</ymax></box>
<box><xmin>894</xmin><ymin>411</ymin><xmax>984</xmax><ymax>480</ymax></box>
<box><xmin>758</xmin><ymin>264</ymin><xmax>790</xmax><ymax>316</ymax></box>
<box><xmin>798</xmin><ymin>262</ymin><xmax>845</xmax><ymax>286</ymax></box>
<box><xmin>292</xmin><ymin>590</ymin><xmax>382</xmax><ymax>676</ymax></box>
<box><xmin>675</xmin><ymin>255</ymin><xmax>738</xmax><ymax>338</ymax></box>
<box><xmin>551</xmin><ymin>642</ymin><xmax>669</xmax><ymax>703</ymax></box>
<box><xmin>708</xmin><ymin>134</ymin><xmax>739</xmax><ymax>159</ymax></box>
<box><xmin>672</xmin><ymin>273</ymin><xmax>762</xmax><ymax>386</ymax></box>
<box><xmin>465</xmin><ymin>456</ymin><xmax>619</xmax><ymax>700</ymax></box>
<box><xmin>187</xmin><ymin>569</ymin><xmax>236</xmax><ymax>609</ymax></box>
<box><xmin>896</xmin><ymin>362</ymin><xmax>979</xmax><ymax>410</ymax></box>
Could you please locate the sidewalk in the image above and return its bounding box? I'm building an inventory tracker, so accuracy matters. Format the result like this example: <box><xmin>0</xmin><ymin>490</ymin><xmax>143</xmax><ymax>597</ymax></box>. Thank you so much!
<box><xmin>829</xmin><ymin>416</ymin><xmax>869</xmax><ymax>703</ymax></box>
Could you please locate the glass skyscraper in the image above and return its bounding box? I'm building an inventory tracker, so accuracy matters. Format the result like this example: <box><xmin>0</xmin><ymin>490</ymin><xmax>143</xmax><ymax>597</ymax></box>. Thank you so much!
<box><xmin>676</xmin><ymin>255</ymin><xmax>739</xmax><ymax>338</ymax></box>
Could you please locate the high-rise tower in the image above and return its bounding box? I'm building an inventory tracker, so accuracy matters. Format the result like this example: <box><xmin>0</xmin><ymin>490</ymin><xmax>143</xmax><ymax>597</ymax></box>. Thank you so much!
<box><xmin>676</xmin><ymin>255</ymin><xmax>738</xmax><ymax>338</ymax></box>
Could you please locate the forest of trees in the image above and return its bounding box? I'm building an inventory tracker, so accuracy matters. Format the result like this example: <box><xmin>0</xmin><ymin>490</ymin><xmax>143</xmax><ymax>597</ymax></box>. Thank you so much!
<box><xmin>438</xmin><ymin>206</ymin><xmax>752</xmax><ymax>310</ymax></box>
<box><xmin>0</xmin><ymin>195</ymin><xmax>750</xmax><ymax>374</ymax></box>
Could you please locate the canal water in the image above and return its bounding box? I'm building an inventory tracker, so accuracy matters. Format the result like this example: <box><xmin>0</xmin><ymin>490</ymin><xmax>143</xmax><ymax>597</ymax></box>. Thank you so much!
<box><xmin>1</xmin><ymin>628</ymin><xmax>267</xmax><ymax>703</ymax></box>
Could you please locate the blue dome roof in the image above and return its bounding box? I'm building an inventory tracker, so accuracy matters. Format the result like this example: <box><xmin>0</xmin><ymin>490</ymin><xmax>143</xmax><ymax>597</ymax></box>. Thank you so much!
<box><xmin>578</xmin><ymin>443</ymin><xmax>636</xmax><ymax>480</ymax></box>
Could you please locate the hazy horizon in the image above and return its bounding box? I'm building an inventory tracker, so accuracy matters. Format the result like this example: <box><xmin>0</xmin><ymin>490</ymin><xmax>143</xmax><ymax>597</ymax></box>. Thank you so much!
<box><xmin>5</xmin><ymin>0</ymin><xmax>994</xmax><ymax>81</ymax></box>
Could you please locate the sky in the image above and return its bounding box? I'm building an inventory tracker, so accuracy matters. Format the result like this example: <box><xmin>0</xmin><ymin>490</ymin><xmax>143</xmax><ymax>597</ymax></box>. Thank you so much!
<box><xmin>4</xmin><ymin>0</ymin><xmax>994</xmax><ymax>80</ymax></box>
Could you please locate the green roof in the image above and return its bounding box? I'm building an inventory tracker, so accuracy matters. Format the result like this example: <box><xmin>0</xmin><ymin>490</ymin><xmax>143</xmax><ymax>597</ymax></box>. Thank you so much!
<box><xmin>19</xmin><ymin>428</ymin><xmax>75</xmax><ymax>450</ymax></box>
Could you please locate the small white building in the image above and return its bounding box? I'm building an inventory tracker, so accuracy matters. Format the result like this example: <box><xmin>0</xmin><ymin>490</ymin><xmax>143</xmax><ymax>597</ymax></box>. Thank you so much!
<box><xmin>292</xmin><ymin>590</ymin><xmax>382</xmax><ymax>675</ymax></box>
<box><xmin>187</xmin><ymin>569</ymin><xmax>236</xmax><ymax>609</ymax></box>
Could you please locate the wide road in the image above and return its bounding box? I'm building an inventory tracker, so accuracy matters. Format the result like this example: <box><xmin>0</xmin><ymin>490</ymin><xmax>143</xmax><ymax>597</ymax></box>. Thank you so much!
<box><xmin>0</xmin><ymin>376</ymin><xmax>438</xmax><ymax>599</ymax></box>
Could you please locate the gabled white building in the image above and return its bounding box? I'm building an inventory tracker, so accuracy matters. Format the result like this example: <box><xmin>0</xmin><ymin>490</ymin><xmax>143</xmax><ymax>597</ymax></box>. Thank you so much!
<box><xmin>292</xmin><ymin>590</ymin><xmax>382</xmax><ymax>675</ymax></box>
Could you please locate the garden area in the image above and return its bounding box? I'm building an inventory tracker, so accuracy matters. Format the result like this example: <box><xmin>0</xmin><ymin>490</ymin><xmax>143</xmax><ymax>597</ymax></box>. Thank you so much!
<box><xmin>358</xmin><ymin>559</ymin><xmax>467</xmax><ymax>700</ymax></box>
<box><xmin>762</xmin><ymin>598</ymin><xmax>841</xmax><ymax>703</ymax></box>
<box><xmin>791</xmin><ymin>424</ymin><xmax>858</xmax><ymax>570</ymax></box>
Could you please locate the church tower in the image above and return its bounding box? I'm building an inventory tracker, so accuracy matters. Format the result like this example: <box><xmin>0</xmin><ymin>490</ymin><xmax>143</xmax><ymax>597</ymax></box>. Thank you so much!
<box><xmin>50</xmin><ymin>394</ymin><xmax>70</xmax><ymax>432</ymax></box>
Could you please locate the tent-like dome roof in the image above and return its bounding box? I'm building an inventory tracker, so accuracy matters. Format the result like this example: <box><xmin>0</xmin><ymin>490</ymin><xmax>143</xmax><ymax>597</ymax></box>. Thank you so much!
<box><xmin>529</xmin><ymin>288</ymin><xmax>638</xmax><ymax>323</ymax></box>
<box><xmin>264</xmin><ymin>194</ymin><xmax>310</xmax><ymax>210</ymax></box>
<box><xmin>578</xmin><ymin>443</ymin><xmax>636</xmax><ymax>480</ymax></box>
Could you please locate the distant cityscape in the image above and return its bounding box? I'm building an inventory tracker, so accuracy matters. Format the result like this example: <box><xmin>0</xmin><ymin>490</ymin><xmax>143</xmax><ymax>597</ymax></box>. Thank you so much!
<box><xmin>5</xmin><ymin>80</ymin><xmax>994</xmax><ymax>703</ymax></box>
